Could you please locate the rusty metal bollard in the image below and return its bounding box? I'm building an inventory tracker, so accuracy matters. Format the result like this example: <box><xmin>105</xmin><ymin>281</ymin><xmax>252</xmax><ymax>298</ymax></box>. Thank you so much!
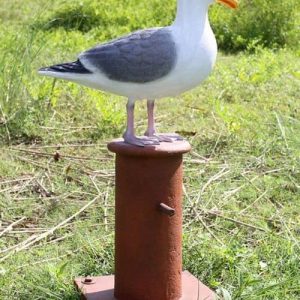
<box><xmin>110</xmin><ymin>140</ymin><xmax>190</xmax><ymax>300</ymax></box>
<box><xmin>75</xmin><ymin>140</ymin><xmax>215</xmax><ymax>300</ymax></box>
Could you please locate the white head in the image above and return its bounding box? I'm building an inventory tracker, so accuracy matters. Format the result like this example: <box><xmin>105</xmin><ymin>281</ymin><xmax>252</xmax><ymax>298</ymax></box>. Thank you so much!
<box><xmin>215</xmin><ymin>0</ymin><xmax>238</xmax><ymax>9</ymax></box>
<box><xmin>174</xmin><ymin>0</ymin><xmax>238</xmax><ymax>28</ymax></box>
<box><xmin>200</xmin><ymin>0</ymin><xmax>239</xmax><ymax>9</ymax></box>
<box><xmin>177</xmin><ymin>0</ymin><xmax>238</xmax><ymax>11</ymax></box>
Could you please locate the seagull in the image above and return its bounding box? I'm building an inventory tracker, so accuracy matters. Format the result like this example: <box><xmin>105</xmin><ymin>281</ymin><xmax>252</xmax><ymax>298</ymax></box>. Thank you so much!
<box><xmin>39</xmin><ymin>0</ymin><xmax>238</xmax><ymax>146</ymax></box>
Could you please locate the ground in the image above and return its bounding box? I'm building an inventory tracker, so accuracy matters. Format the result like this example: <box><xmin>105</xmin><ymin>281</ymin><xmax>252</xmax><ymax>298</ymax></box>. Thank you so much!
<box><xmin>0</xmin><ymin>0</ymin><xmax>300</xmax><ymax>299</ymax></box>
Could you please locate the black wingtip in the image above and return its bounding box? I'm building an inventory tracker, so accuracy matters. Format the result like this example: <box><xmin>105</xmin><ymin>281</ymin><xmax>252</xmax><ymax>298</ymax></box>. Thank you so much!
<box><xmin>38</xmin><ymin>60</ymin><xmax>92</xmax><ymax>74</ymax></box>
<box><xmin>38</xmin><ymin>67</ymin><xmax>51</xmax><ymax>73</ymax></box>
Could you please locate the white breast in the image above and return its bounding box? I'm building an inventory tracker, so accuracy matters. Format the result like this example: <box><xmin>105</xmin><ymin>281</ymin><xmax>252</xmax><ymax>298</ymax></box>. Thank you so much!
<box><xmin>163</xmin><ymin>19</ymin><xmax>218</xmax><ymax>97</ymax></box>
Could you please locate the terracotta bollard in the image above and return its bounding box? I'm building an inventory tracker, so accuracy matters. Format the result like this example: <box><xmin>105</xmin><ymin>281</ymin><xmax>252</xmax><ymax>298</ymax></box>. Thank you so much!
<box><xmin>110</xmin><ymin>140</ymin><xmax>190</xmax><ymax>300</ymax></box>
<box><xmin>75</xmin><ymin>139</ymin><xmax>215</xmax><ymax>300</ymax></box>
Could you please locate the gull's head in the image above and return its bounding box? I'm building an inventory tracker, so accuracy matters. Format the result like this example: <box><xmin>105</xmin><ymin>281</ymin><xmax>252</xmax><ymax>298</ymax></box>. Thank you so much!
<box><xmin>203</xmin><ymin>0</ymin><xmax>238</xmax><ymax>9</ymax></box>
<box><xmin>215</xmin><ymin>0</ymin><xmax>238</xmax><ymax>9</ymax></box>
<box><xmin>177</xmin><ymin>0</ymin><xmax>238</xmax><ymax>11</ymax></box>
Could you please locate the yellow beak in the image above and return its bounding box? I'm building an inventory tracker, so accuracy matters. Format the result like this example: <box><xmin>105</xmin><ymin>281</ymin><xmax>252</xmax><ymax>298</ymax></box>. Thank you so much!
<box><xmin>217</xmin><ymin>0</ymin><xmax>238</xmax><ymax>9</ymax></box>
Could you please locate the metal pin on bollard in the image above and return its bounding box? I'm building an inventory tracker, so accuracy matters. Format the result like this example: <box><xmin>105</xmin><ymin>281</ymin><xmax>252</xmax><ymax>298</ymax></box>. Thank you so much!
<box><xmin>75</xmin><ymin>139</ymin><xmax>215</xmax><ymax>300</ymax></box>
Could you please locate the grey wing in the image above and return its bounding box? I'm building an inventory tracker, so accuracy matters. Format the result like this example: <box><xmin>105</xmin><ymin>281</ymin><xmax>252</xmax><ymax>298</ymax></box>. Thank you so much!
<box><xmin>79</xmin><ymin>28</ymin><xmax>177</xmax><ymax>83</ymax></box>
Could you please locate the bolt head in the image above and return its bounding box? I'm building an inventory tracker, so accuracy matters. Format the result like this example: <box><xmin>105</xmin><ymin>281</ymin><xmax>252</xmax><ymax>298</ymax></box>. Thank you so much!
<box><xmin>82</xmin><ymin>277</ymin><xmax>95</xmax><ymax>285</ymax></box>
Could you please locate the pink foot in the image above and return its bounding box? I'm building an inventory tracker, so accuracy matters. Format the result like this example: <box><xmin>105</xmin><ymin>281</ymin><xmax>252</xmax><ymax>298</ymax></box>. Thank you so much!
<box><xmin>123</xmin><ymin>133</ymin><xmax>160</xmax><ymax>147</ymax></box>
<box><xmin>144</xmin><ymin>132</ymin><xmax>184</xmax><ymax>143</ymax></box>
<box><xmin>170</xmin><ymin>134</ymin><xmax>184</xmax><ymax>141</ymax></box>
<box><xmin>153</xmin><ymin>135</ymin><xmax>173</xmax><ymax>142</ymax></box>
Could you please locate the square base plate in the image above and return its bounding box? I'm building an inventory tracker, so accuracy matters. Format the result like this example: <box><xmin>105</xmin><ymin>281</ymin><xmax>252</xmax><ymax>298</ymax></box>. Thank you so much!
<box><xmin>74</xmin><ymin>271</ymin><xmax>215</xmax><ymax>300</ymax></box>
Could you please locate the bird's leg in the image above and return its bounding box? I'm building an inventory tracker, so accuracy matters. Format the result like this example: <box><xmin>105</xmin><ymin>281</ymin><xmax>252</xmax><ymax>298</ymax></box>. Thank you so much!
<box><xmin>144</xmin><ymin>100</ymin><xmax>173</xmax><ymax>142</ymax></box>
<box><xmin>123</xmin><ymin>99</ymin><xmax>159</xmax><ymax>147</ymax></box>
<box><xmin>144</xmin><ymin>100</ymin><xmax>156</xmax><ymax>137</ymax></box>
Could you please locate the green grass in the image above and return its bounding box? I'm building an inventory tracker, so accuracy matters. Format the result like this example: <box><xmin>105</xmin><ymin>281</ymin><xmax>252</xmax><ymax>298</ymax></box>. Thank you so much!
<box><xmin>0</xmin><ymin>0</ymin><xmax>300</xmax><ymax>299</ymax></box>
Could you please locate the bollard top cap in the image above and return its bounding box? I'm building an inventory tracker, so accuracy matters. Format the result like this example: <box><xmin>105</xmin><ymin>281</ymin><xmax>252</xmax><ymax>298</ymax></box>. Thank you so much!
<box><xmin>107</xmin><ymin>138</ymin><xmax>191</xmax><ymax>157</ymax></box>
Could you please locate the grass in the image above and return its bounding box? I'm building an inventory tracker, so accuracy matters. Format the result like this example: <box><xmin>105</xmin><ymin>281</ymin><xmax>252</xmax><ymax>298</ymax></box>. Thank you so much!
<box><xmin>0</xmin><ymin>0</ymin><xmax>300</xmax><ymax>299</ymax></box>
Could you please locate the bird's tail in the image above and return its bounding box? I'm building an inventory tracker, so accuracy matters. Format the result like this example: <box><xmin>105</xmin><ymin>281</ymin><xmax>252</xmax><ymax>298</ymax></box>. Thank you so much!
<box><xmin>38</xmin><ymin>59</ymin><xmax>92</xmax><ymax>79</ymax></box>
